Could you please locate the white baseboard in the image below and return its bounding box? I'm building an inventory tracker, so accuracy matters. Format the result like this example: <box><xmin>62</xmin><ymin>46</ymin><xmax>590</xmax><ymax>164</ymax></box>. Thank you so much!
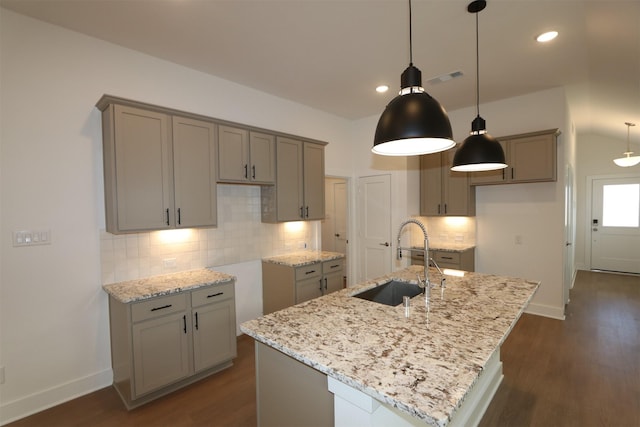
<box><xmin>0</xmin><ymin>369</ymin><xmax>113</xmax><ymax>426</ymax></box>
<box><xmin>525</xmin><ymin>302</ymin><xmax>565</xmax><ymax>320</ymax></box>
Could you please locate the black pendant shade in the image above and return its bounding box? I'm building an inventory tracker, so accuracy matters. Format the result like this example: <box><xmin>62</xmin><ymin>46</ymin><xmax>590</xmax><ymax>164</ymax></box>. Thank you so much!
<box><xmin>452</xmin><ymin>117</ymin><xmax>506</xmax><ymax>171</ymax></box>
<box><xmin>372</xmin><ymin>2</ymin><xmax>455</xmax><ymax>156</ymax></box>
<box><xmin>451</xmin><ymin>0</ymin><xmax>507</xmax><ymax>172</ymax></box>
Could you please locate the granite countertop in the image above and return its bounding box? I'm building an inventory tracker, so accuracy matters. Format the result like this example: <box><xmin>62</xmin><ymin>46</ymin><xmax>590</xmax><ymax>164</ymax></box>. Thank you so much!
<box><xmin>240</xmin><ymin>265</ymin><xmax>538</xmax><ymax>427</ymax></box>
<box><xmin>262</xmin><ymin>250</ymin><xmax>345</xmax><ymax>267</ymax></box>
<box><xmin>103</xmin><ymin>268</ymin><xmax>236</xmax><ymax>303</ymax></box>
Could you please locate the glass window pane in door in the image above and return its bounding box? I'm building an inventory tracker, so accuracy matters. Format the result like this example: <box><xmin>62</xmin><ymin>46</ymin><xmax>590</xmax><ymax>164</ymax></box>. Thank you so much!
<box><xmin>602</xmin><ymin>184</ymin><xmax>639</xmax><ymax>227</ymax></box>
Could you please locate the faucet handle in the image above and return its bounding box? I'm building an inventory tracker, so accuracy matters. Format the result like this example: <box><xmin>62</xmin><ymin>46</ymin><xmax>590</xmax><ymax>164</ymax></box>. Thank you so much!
<box><xmin>416</xmin><ymin>274</ymin><xmax>425</xmax><ymax>288</ymax></box>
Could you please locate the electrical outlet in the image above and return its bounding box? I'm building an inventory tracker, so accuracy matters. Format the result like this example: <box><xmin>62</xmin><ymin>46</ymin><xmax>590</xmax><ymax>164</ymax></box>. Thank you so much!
<box><xmin>163</xmin><ymin>258</ymin><xmax>177</xmax><ymax>268</ymax></box>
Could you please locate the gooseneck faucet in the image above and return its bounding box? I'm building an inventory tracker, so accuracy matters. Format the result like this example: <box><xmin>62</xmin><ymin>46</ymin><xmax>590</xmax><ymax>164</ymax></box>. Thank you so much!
<box><xmin>396</xmin><ymin>219</ymin><xmax>446</xmax><ymax>305</ymax></box>
<box><xmin>396</xmin><ymin>219</ymin><xmax>431</xmax><ymax>289</ymax></box>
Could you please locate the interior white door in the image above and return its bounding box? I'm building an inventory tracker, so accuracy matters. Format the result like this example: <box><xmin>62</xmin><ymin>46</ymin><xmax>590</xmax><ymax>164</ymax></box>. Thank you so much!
<box><xmin>357</xmin><ymin>175</ymin><xmax>391</xmax><ymax>281</ymax></box>
<box><xmin>333</xmin><ymin>181</ymin><xmax>348</xmax><ymax>255</ymax></box>
<box><xmin>591</xmin><ymin>176</ymin><xmax>640</xmax><ymax>273</ymax></box>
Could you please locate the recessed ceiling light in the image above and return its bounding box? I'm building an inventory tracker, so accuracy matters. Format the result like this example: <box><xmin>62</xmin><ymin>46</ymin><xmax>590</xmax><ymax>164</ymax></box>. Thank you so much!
<box><xmin>536</xmin><ymin>31</ymin><xmax>558</xmax><ymax>43</ymax></box>
<box><xmin>376</xmin><ymin>85</ymin><xmax>389</xmax><ymax>93</ymax></box>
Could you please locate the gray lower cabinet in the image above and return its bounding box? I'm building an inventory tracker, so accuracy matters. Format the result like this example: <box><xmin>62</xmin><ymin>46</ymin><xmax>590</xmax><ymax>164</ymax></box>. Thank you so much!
<box><xmin>262</xmin><ymin>258</ymin><xmax>344</xmax><ymax>315</ymax></box>
<box><xmin>411</xmin><ymin>249</ymin><xmax>475</xmax><ymax>272</ymax></box>
<box><xmin>108</xmin><ymin>282</ymin><xmax>236</xmax><ymax>409</ymax></box>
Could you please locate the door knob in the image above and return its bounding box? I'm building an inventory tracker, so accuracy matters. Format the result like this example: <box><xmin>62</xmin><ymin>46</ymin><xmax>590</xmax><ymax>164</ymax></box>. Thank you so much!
<box><xmin>379</xmin><ymin>242</ymin><xmax>390</xmax><ymax>247</ymax></box>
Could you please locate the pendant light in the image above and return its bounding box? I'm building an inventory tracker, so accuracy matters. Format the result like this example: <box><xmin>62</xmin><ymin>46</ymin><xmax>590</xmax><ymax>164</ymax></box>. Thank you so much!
<box><xmin>613</xmin><ymin>122</ymin><xmax>640</xmax><ymax>167</ymax></box>
<box><xmin>451</xmin><ymin>0</ymin><xmax>507</xmax><ymax>172</ymax></box>
<box><xmin>372</xmin><ymin>0</ymin><xmax>455</xmax><ymax>156</ymax></box>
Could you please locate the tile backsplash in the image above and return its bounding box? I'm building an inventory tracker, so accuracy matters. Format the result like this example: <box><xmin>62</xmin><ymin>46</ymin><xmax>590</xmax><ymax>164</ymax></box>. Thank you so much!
<box><xmin>100</xmin><ymin>184</ymin><xmax>318</xmax><ymax>284</ymax></box>
<box><xmin>409</xmin><ymin>216</ymin><xmax>476</xmax><ymax>247</ymax></box>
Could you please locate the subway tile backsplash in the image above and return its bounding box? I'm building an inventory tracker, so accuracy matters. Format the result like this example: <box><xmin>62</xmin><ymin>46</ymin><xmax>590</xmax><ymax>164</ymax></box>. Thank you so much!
<box><xmin>100</xmin><ymin>184</ymin><xmax>319</xmax><ymax>284</ymax></box>
<box><xmin>409</xmin><ymin>216</ymin><xmax>476</xmax><ymax>247</ymax></box>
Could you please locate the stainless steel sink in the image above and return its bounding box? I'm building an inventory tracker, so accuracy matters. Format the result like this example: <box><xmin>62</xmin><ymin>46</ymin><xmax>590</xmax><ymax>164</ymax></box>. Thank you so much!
<box><xmin>352</xmin><ymin>280</ymin><xmax>423</xmax><ymax>306</ymax></box>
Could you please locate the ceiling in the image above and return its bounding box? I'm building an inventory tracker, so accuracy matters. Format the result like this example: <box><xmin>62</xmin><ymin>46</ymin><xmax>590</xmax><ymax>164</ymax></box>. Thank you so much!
<box><xmin>2</xmin><ymin>0</ymin><xmax>639</xmax><ymax>141</ymax></box>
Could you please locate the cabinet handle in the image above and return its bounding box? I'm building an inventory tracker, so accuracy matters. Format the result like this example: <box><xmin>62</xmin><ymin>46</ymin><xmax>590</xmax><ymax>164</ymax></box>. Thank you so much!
<box><xmin>437</xmin><ymin>204</ymin><xmax>441</xmax><ymax>214</ymax></box>
<box><xmin>244</xmin><ymin>164</ymin><xmax>248</xmax><ymax>179</ymax></box>
<box><xmin>444</xmin><ymin>204</ymin><xmax>448</xmax><ymax>214</ymax></box>
<box><xmin>502</xmin><ymin>169</ymin><xmax>505</xmax><ymax>180</ymax></box>
<box><xmin>300</xmin><ymin>206</ymin><xmax>304</xmax><ymax>218</ymax></box>
<box><xmin>319</xmin><ymin>279</ymin><xmax>323</xmax><ymax>292</ymax></box>
<box><xmin>306</xmin><ymin>206</ymin><xmax>309</xmax><ymax>218</ymax></box>
<box><xmin>305</xmin><ymin>270</ymin><xmax>316</xmax><ymax>275</ymax></box>
<box><xmin>511</xmin><ymin>168</ymin><xmax>514</xmax><ymax>179</ymax></box>
<box><xmin>150</xmin><ymin>304</ymin><xmax>172</xmax><ymax>312</ymax></box>
<box><xmin>183</xmin><ymin>315</ymin><xmax>187</xmax><ymax>334</ymax></box>
<box><xmin>442</xmin><ymin>256</ymin><xmax>453</xmax><ymax>260</ymax></box>
<box><xmin>177</xmin><ymin>208</ymin><xmax>181</xmax><ymax>225</ymax></box>
<box><xmin>195</xmin><ymin>312</ymin><xmax>199</xmax><ymax>330</ymax></box>
<box><xmin>206</xmin><ymin>292</ymin><xmax>224</xmax><ymax>299</ymax></box>
<box><xmin>330</xmin><ymin>264</ymin><xmax>340</xmax><ymax>269</ymax></box>
<box><xmin>324</xmin><ymin>277</ymin><xmax>328</xmax><ymax>291</ymax></box>
<box><xmin>252</xmin><ymin>165</ymin><xmax>256</xmax><ymax>179</ymax></box>
<box><xmin>166</xmin><ymin>208</ymin><xmax>170</xmax><ymax>226</ymax></box>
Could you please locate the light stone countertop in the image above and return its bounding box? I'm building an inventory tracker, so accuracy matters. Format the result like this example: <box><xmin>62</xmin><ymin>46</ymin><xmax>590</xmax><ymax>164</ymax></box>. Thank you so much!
<box><xmin>240</xmin><ymin>265</ymin><xmax>538</xmax><ymax>427</ymax></box>
<box><xmin>262</xmin><ymin>250</ymin><xmax>345</xmax><ymax>267</ymax></box>
<box><xmin>103</xmin><ymin>268</ymin><xmax>236</xmax><ymax>303</ymax></box>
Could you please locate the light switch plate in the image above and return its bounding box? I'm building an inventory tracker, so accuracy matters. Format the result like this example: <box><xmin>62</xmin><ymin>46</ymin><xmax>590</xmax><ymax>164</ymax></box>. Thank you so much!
<box><xmin>13</xmin><ymin>230</ymin><xmax>51</xmax><ymax>247</ymax></box>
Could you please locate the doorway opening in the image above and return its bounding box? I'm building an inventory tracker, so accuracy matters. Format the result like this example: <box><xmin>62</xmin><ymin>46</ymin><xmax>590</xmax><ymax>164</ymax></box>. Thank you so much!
<box><xmin>322</xmin><ymin>176</ymin><xmax>349</xmax><ymax>287</ymax></box>
<box><xmin>588</xmin><ymin>174</ymin><xmax>640</xmax><ymax>274</ymax></box>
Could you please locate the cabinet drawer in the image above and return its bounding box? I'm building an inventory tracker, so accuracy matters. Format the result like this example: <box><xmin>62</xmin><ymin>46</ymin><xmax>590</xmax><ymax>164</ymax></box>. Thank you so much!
<box><xmin>295</xmin><ymin>263</ymin><xmax>321</xmax><ymax>281</ymax></box>
<box><xmin>322</xmin><ymin>259</ymin><xmax>344</xmax><ymax>274</ymax></box>
<box><xmin>191</xmin><ymin>282</ymin><xmax>235</xmax><ymax>308</ymax></box>
<box><xmin>433</xmin><ymin>251</ymin><xmax>460</xmax><ymax>265</ymax></box>
<box><xmin>131</xmin><ymin>293</ymin><xmax>188</xmax><ymax>323</ymax></box>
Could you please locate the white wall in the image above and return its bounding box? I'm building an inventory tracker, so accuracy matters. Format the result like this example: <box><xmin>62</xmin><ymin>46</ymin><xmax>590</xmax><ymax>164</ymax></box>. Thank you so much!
<box><xmin>574</xmin><ymin>132</ymin><xmax>640</xmax><ymax>270</ymax></box>
<box><xmin>446</xmin><ymin>88</ymin><xmax>570</xmax><ymax>319</ymax></box>
<box><xmin>0</xmin><ymin>9</ymin><xmax>353</xmax><ymax>424</ymax></box>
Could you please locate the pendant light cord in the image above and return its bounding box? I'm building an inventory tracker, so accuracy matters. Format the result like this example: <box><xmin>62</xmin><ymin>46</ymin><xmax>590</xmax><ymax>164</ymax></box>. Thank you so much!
<box><xmin>409</xmin><ymin>0</ymin><xmax>413</xmax><ymax>65</ymax></box>
<box><xmin>626</xmin><ymin>122</ymin><xmax>635</xmax><ymax>151</ymax></box>
<box><xmin>475</xmin><ymin>10</ymin><xmax>480</xmax><ymax>118</ymax></box>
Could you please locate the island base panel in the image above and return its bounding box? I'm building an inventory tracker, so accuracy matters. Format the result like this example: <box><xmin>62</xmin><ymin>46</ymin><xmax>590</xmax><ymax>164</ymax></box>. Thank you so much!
<box><xmin>256</xmin><ymin>341</ymin><xmax>333</xmax><ymax>427</ymax></box>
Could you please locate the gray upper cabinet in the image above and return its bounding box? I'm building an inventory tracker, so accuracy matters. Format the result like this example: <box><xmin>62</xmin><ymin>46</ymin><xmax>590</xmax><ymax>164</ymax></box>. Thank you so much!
<box><xmin>420</xmin><ymin>149</ymin><xmax>475</xmax><ymax>216</ymax></box>
<box><xmin>261</xmin><ymin>137</ymin><xmax>326</xmax><ymax>222</ymax></box>
<box><xmin>172</xmin><ymin>116</ymin><xmax>217</xmax><ymax>228</ymax></box>
<box><xmin>217</xmin><ymin>125</ymin><xmax>276</xmax><ymax>184</ymax></box>
<box><xmin>99</xmin><ymin>99</ymin><xmax>217</xmax><ymax>234</ymax></box>
<box><xmin>470</xmin><ymin>129</ymin><xmax>559</xmax><ymax>185</ymax></box>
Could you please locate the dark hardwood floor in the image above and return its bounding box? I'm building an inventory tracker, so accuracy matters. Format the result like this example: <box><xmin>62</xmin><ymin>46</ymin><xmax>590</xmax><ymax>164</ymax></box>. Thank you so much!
<box><xmin>480</xmin><ymin>270</ymin><xmax>640</xmax><ymax>427</ymax></box>
<box><xmin>8</xmin><ymin>270</ymin><xmax>639</xmax><ymax>427</ymax></box>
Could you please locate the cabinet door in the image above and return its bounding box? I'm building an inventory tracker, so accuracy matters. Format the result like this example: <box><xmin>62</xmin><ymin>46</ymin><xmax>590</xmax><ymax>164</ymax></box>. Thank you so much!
<box><xmin>419</xmin><ymin>153</ymin><xmax>443</xmax><ymax>216</ymax></box>
<box><xmin>173</xmin><ymin>117</ymin><xmax>217</xmax><ymax>228</ymax></box>
<box><xmin>443</xmin><ymin>149</ymin><xmax>474</xmax><ymax>216</ymax></box>
<box><xmin>218</xmin><ymin>125</ymin><xmax>249</xmax><ymax>182</ymax></box>
<box><xmin>276</xmin><ymin>137</ymin><xmax>304</xmax><ymax>221</ymax></box>
<box><xmin>112</xmin><ymin>105</ymin><xmax>172</xmax><ymax>231</ymax></box>
<box><xmin>323</xmin><ymin>272</ymin><xmax>343</xmax><ymax>295</ymax></box>
<box><xmin>303</xmin><ymin>142</ymin><xmax>325</xmax><ymax>220</ymax></box>
<box><xmin>296</xmin><ymin>276</ymin><xmax>323</xmax><ymax>304</ymax></box>
<box><xmin>510</xmin><ymin>133</ymin><xmax>556</xmax><ymax>182</ymax></box>
<box><xmin>132</xmin><ymin>312</ymin><xmax>190</xmax><ymax>397</ymax></box>
<box><xmin>192</xmin><ymin>299</ymin><xmax>237</xmax><ymax>373</ymax></box>
<box><xmin>469</xmin><ymin>140</ymin><xmax>508</xmax><ymax>185</ymax></box>
<box><xmin>250</xmin><ymin>132</ymin><xmax>276</xmax><ymax>183</ymax></box>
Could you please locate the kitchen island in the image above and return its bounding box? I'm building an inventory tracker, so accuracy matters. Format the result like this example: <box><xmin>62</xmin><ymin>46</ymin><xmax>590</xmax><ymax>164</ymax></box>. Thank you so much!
<box><xmin>241</xmin><ymin>265</ymin><xmax>539</xmax><ymax>427</ymax></box>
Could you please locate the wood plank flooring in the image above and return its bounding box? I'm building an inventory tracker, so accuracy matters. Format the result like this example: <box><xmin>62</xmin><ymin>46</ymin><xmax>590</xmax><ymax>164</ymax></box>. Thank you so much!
<box><xmin>7</xmin><ymin>270</ymin><xmax>639</xmax><ymax>427</ymax></box>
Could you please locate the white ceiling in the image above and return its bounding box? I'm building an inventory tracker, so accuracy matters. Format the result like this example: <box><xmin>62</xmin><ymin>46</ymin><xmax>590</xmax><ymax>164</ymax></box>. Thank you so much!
<box><xmin>2</xmin><ymin>0</ymin><xmax>639</xmax><ymax>141</ymax></box>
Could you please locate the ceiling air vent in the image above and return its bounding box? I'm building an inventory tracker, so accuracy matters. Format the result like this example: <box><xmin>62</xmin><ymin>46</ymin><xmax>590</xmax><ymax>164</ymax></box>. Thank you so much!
<box><xmin>427</xmin><ymin>70</ymin><xmax>464</xmax><ymax>85</ymax></box>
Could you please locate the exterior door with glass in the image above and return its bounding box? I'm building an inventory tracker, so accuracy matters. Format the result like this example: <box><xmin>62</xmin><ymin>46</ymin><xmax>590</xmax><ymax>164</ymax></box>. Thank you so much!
<box><xmin>591</xmin><ymin>176</ymin><xmax>640</xmax><ymax>273</ymax></box>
